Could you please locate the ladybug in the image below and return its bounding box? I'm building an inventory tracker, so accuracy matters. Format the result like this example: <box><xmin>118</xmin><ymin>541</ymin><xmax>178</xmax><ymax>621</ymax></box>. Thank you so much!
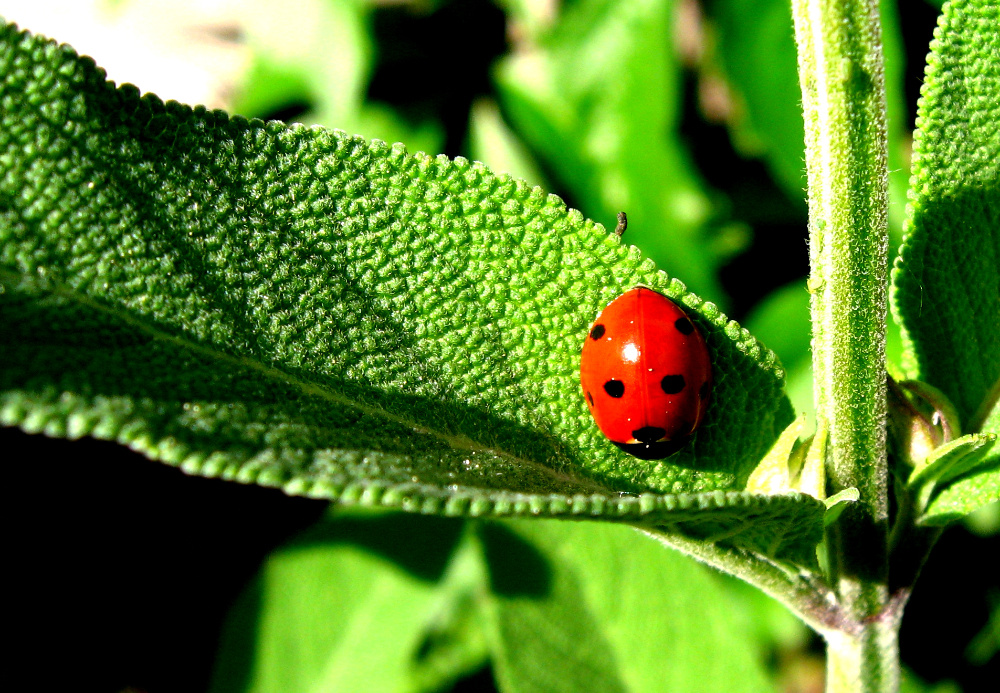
<box><xmin>580</xmin><ymin>287</ymin><xmax>712</xmax><ymax>459</ymax></box>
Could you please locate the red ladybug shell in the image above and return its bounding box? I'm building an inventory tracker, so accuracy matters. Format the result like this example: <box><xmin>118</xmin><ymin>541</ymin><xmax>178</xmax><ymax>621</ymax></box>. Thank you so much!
<box><xmin>580</xmin><ymin>287</ymin><xmax>712</xmax><ymax>459</ymax></box>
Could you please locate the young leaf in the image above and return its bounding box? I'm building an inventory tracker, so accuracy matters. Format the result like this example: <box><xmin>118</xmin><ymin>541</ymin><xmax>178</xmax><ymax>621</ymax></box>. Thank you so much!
<box><xmin>920</xmin><ymin>463</ymin><xmax>1000</xmax><ymax>527</ymax></box>
<box><xmin>904</xmin><ymin>422</ymin><xmax>998</xmax><ymax>527</ymax></box>
<box><xmin>0</xmin><ymin>21</ymin><xmax>820</xmax><ymax>547</ymax></box>
<box><xmin>907</xmin><ymin>433</ymin><xmax>996</xmax><ymax>493</ymax></box>
<box><xmin>823</xmin><ymin>488</ymin><xmax>860</xmax><ymax>527</ymax></box>
<box><xmin>891</xmin><ymin>0</ymin><xmax>1000</xmax><ymax>432</ymax></box>
<box><xmin>480</xmin><ymin>519</ymin><xmax>777</xmax><ymax>693</ymax></box>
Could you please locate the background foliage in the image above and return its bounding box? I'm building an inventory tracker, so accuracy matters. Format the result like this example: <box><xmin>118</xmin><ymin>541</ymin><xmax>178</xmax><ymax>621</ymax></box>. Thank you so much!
<box><xmin>2</xmin><ymin>0</ymin><xmax>996</xmax><ymax>692</ymax></box>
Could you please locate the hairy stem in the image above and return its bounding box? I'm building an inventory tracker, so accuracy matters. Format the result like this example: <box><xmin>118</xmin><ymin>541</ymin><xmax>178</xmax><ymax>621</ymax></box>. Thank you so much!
<box><xmin>791</xmin><ymin>0</ymin><xmax>893</xmax><ymax>690</ymax></box>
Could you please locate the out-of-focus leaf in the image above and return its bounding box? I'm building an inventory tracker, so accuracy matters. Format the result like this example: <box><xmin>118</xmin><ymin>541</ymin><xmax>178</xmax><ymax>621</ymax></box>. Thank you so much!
<box><xmin>709</xmin><ymin>0</ymin><xmax>909</xmax><ymax>244</ymax></box>
<box><xmin>0</xmin><ymin>22</ymin><xmax>826</xmax><ymax>555</ymax></box>
<box><xmin>965</xmin><ymin>588</ymin><xmax>1000</xmax><ymax>665</ymax></box>
<box><xmin>891</xmin><ymin>0</ymin><xmax>1000</xmax><ymax>434</ymax></box>
<box><xmin>496</xmin><ymin>0</ymin><xmax>721</xmax><ymax>302</ymax></box>
<box><xmin>234</xmin><ymin>0</ymin><xmax>368</xmax><ymax>123</ymax></box>
<box><xmin>468</xmin><ymin>98</ymin><xmax>548</xmax><ymax>189</ymax></box>
<box><xmin>964</xmin><ymin>498</ymin><xmax>1000</xmax><ymax>536</ymax></box>
<box><xmin>708</xmin><ymin>0</ymin><xmax>805</xmax><ymax>198</ymax></box>
<box><xmin>209</xmin><ymin>511</ymin><xmax>483</xmax><ymax>693</ymax></box>
<box><xmin>232</xmin><ymin>0</ymin><xmax>443</xmax><ymax>154</ymax></box>
<box><xmin>480</xmin><ymin>519</ymin><xmax>777</xmax><ymax>693</ymax></box>
<box><xmin>900</xmin><ymin>669</ymin><xmax>962</xmax><ymax>693</ymax></box>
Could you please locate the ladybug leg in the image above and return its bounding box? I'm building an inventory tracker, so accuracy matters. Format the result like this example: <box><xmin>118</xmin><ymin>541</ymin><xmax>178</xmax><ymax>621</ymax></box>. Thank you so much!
<box><xmin>614</xmin><ymin>211</ymin><xmax>627</xmax><ymax>238</ymax></box>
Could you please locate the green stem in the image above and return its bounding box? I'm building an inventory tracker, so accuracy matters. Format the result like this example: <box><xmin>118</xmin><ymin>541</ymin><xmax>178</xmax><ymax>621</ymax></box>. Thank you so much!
<box><xmin>823</xmin><ymin>607</ymin><xmax>903</xmax><ymax>693</ymax></box>
<box><xmin>642</xmin><ymin>529</ymin><xmax>840</xmax><ymax>635</ymax></box>
<box><xmin>791</xmin><ymin>0</ymin><xmax>893</xmax><ymax>690</ymax></box>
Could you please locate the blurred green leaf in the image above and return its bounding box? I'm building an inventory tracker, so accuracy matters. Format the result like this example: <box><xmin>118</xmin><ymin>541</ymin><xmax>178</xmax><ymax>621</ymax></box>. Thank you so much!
<box><xmin>879</xmin><ymin>0</ymin><xmax>914</xmax><ymax>249</ymax></box>
<box><xmin>232</xmin><ymin>0</ymin><xmax>443</xmax><ymax>154</ymax></box>
<box><xmin>209</xmin><ymin>511</ymin><xmax>484</xmax><ymax>693</ymax></box>
<box><xmin>481</xmin><ymin>519</ymin><xmax>778</xmax><ymax>693</ymax></box>
<box><xmin>708</xmin><ymin>0</ymin><xmax>909</xmax><ymax>243</ymax></box>
<box><xmin>712</xmin><ymin>573</ymin><xmax>810</xmax><ymax>655</ymax></box>
<box><xmin>0</xmin><ymin>22</ymin><xmax>826</xmax><ymax>556</ymax></box>
<box><xmin>468</xmin><ymin>98</ymin><xmax>548</xmax><ymax>189</ymax></box>
<box><xmin>708</xmin><ymin>0</ymin><xmax>805</xmax><ymax>199</ymax></box>
<box><xmin>965</xmin><ymin>587</ymin><xmax>1000</xmax><ymax>665</ymax></box>
<box><xmin>899</xmin><ymin>669</ymin><xmax>962</xmax><ymax>693</ymax></box>
<box><xmin>496</xmin><ymin>0</ymin><xmax>721</xmax><ymax>302</ymax></box>
<box><xmin>233</xmin><ymin>0</ymin><xmax>370</xmax><ymax>123</ymax></box>
<box><xmin>964</xmin><ymin>498</ymin><xmax>1000</xmax><ymax>536</ymax></box>
<box><xmin>891</xmin><ymin>0</ymin><xmax>1000</xmax><ymax>436</ymax></box>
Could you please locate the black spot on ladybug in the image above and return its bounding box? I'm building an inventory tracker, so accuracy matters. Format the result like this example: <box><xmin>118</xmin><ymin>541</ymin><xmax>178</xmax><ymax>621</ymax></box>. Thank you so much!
<box><xmin>699</xmin><ymin>381</ymin><xmax>710</xmax><ymax>400</ymax></box>
<box><xmin>613</xmin><ymin>439</ymin><xmax>687</xmax><ymax>460</ymax></box>
<box><xmin>603</xmin><ymin>380</ymin><xmax>625</xmax><ymax>398</ymax></box>
<box><xmin>632</xmin><ymin>426</ymin><xmax>666</xmax><ymax>443</ymax></box>
<box><xmin>674</xmin><ymin>317</ymin><xmax>694</xmax><ymax>335</ymax></box>
<box><xmin>590</xmin><ymin>324</ymin><xmax>606</xmax><ymax>340</ymax></box>
<box><xmin>661</xmin><ymin>374</ymin><xmax>686</xmax><ymax>394</ymax></box>
<box><xmin>587</xmin><ymin>391</ymin><xmax>594</xmax><ymax>406</ymax></box>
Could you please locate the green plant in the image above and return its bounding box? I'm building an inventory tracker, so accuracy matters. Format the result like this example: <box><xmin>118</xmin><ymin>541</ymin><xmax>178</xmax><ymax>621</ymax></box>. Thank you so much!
<box><xmin>1</xmin><ymin>0</ymin><xmax>996</xmax><ymax>692</ymax></box>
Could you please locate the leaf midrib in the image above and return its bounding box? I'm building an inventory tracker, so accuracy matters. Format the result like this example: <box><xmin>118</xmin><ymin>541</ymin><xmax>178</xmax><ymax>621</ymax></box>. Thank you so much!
<box><xmin>0</xmin><ymin>266</ymin><xmax>612</xmax><ymax>493</ymax></box>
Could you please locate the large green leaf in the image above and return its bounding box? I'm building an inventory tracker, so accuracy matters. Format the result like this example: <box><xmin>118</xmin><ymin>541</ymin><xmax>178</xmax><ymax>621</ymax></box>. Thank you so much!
<box><xmin>891</xmin><ymin>0</ymin><xmax>1000</xmax><ymax>440</ymax></box>
<box><xmin>0</xmin><ymin>20</ymin><xmax>822</xmax><ymax>556</ymax></box>
<box><xmin>481</xmin><ymin>519</ymin><xmax>777</xmax><ymax>693</ymax></box>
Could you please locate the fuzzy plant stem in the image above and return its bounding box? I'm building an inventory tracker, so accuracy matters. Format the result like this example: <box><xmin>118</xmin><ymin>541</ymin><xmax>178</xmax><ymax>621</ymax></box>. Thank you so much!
<box><xmin>791</xmin><ymin>0</ymin><xmax>894</xmax><ymax>691</ymax></box>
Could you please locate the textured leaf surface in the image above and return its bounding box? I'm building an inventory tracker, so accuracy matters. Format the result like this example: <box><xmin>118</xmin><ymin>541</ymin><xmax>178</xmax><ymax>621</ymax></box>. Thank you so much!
<box><xmin>0</xmin><ymin>21</ymin><xmax>819</xmax><ymax>552</ymax></box>
<box><xmin>481</xmin><ymin>519</ymin><xmax>776</xmax><ymax>693</ymax></box>
<box><xmin>891</xmin><ymin>0</ymin><xmax>1000</xmax><ymax>432</ymax></box>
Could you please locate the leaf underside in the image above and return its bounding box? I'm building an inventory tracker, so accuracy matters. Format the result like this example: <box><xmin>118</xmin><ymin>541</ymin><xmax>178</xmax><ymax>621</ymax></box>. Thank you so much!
<box><xmin>0</xmin><ymin>21</ymin><xmax>819</xmax><ymax>561</ymax></box>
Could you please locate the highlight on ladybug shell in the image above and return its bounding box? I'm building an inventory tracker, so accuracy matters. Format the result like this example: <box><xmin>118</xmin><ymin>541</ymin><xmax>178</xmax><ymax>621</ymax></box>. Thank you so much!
<box><xmin>580</xmin><ymin>287</ymin><xmax>712</xmax><ymax>460</ymax></box>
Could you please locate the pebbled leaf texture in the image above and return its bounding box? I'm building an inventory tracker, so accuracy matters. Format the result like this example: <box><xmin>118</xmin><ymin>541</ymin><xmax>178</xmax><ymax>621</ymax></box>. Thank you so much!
<box><xmin>891</xmin><ymin>0</ymin><xmax>1000</xmax><ymax>436</ymax></box>
<box><xmin>0</xmin><ymin>21</ymin><xmax>819</xmax><ymax>558</ymax></box>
